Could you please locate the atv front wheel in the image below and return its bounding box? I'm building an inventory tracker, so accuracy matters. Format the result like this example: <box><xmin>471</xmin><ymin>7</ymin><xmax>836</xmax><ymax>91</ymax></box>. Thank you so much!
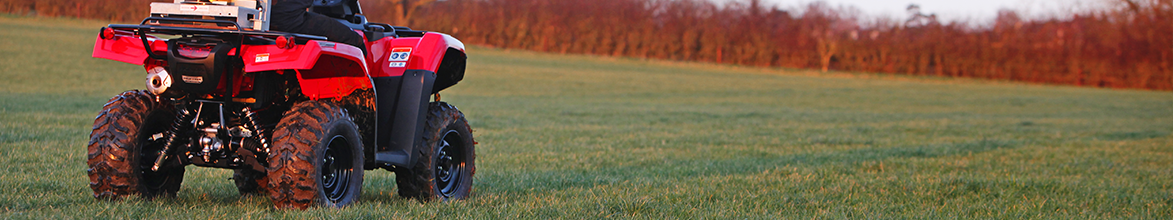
<box><xmin>397</xmin><ymin>102</ymin><xmax>476</xmax><ymax>201</ymax></box>
<box><xmin>267</xmin><ymin>100</ymin><xmax>364</xmax><ymax>209</ymax></box>
<box><xmin>87</xmin><ymin>90</ymin><xmax>185</xmax><ymax>199</ymax></box>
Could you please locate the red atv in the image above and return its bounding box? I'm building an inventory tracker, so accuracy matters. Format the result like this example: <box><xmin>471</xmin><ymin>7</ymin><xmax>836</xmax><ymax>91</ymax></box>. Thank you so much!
<box><xmin>88</xmin><ymin>0</ymin><xmax>474</xmax><ymax>209</ymax></box>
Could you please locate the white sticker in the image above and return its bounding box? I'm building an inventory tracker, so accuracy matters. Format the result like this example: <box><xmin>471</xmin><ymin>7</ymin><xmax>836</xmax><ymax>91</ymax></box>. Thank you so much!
<box><xmin>388</xmin><ymin>62</ymin><xmax>407</xmax><ymax>68</ymax></box>
<box><xmin>180</xmin><ymin>5</ymin><xmax>210</xmax><ymax>12</ymax></box>
<box><xmin>388</xmin><ymin>48</ymin><xmax>411</xmax><ymax>62</ymax></box>
<box><xmin>255</xmin><ymin>53</ymin><xmax>269</xmax><ymax>62</ymax></box>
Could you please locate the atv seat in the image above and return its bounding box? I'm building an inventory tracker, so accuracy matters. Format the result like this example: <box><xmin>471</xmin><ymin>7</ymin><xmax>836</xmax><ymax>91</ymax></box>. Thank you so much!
<box><xmin>310</xmin><ymin>0</ymin><xmax>426</xmax><ymax>41</ymax></box>
<box><xmin>310</xmin><ymin>0</ymin><xmax>393</xmax><ymax>41</ymax></box>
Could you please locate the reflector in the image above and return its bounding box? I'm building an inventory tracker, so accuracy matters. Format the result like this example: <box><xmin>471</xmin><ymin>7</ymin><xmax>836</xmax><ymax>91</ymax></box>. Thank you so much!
<box><xmin>101</xmin><ymin>28</ymin><xmax>116</xmax><ymax>40</ymax></box>
<box><xmin>276</xmin><ymin>35</ymin><xmax>293</xmax><ymax>49</ymax></box>
<box><xmin>177</xmin><ymin>44</ymin><xmax>213</xmax><ymax>59</ymax></box>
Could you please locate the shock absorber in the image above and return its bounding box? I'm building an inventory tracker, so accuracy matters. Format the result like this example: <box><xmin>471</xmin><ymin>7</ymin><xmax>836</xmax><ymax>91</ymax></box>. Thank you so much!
<box><xmin>152</xmin><ymin>102</ymin><xmax>192</xmax><ymax>171</ymax></box>
<box><xmin>241</xmin><ymin>108</ymin><xmax>269</xmax><ymax>157</ymax></box>
<box><xmin>224</xmin><ymin>107</ymin><xmax>268</xmax><ymax>170</ymax></box>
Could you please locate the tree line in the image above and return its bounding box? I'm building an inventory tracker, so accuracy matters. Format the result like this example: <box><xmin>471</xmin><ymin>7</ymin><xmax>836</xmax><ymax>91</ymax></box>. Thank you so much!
<box><xmin>0</xmin><ymin>0</ymin><xmax>152</xmax><ymax>22</ymax></box>
<box><xmin>4</xmin><ymin>0</ymin><xmax>1170</xmax><ymax>90</ymax></box>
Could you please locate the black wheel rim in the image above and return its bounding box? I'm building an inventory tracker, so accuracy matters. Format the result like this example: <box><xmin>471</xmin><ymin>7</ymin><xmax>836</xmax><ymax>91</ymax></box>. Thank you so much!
<box><xmin>435</xmin><ymin>130</ymin><xmax>466</xmax><ymax>197</ymax></box>
<box><xmin>321</xmin><ymin>135</ymin><xmax>354</xmax><ymax>203</ymax></box>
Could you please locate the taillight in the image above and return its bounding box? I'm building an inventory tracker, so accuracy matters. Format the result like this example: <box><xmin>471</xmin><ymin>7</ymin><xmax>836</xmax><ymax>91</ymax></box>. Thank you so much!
<box><xmin>177</xmin><ymin>44</ymin><xmax>213</xmax><ymax>59</ymax></box>
<box><xmin>275</xmin><ymin>35</ymin><xmax>294</xmax><ymax>49</ymax></box>
<box><xmin>100</xmin><ymin>27</ymin><xmax>116</xmax><ymax>40</ymax></box>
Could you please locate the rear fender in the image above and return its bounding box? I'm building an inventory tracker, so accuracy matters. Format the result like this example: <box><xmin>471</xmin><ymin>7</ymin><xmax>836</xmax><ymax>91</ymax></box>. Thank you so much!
<box><xmin>242</xmin><ymin>41</ymin><xmax>372</xmax><ymax>100</ymax></box>
<box><xmin>92</xmin><ymin>30</ymin><xmax>166</xmax><ymax>66</ymax></box>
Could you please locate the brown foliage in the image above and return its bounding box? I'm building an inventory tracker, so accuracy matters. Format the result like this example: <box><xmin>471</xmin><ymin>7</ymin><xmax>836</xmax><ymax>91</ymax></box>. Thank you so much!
<box><xmin>404</xmin><ymin>0</ymin><xmax>1173</xmax><ymax>90</ymax></box>
<box><xmin>4</xmin><ymin>0</ymin><xmax>1170</xmax><ymax>90</ymax></box>
<box><xmin>0</xmin><ymin>0</ymin><xmax>158</xmax><ymax>22</ymax></box>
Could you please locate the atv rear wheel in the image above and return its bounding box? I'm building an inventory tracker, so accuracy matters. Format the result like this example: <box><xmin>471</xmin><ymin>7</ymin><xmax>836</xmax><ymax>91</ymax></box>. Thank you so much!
<box><xmin>87</xmin><ymin>90</ymin><xmax>185</xmax><ymax>199</ymax></box>
<box><xmin>397</xmin><ymin>102</ymin><xmax>476</xmax><ymax>201</ymax></box>
<box><xmin>266</xmin><ymin>100</ymin><xmax>364</xmax><ymax>209</ymax></box>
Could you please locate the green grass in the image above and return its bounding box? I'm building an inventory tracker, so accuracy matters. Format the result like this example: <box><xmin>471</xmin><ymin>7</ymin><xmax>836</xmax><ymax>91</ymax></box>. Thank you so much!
<box><xmin>2</xmin><ymin>15</ymin><xmax>1172</xmax><ymax>219</ymax></box>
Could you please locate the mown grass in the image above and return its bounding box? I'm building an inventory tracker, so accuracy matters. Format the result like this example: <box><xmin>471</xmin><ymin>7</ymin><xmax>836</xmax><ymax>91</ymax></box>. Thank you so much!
<box><xmin>1</xmin><ymin>15</ymin><xmax>1172</xmax><ymax>219</ymax></box>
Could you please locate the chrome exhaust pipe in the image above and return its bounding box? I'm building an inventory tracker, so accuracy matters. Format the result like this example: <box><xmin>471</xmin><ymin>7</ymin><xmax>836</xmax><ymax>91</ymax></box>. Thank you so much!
<box><xmin>146</xmin><ymin>66</ymin><xmax>172</xmax><ymax>95</ymax></box>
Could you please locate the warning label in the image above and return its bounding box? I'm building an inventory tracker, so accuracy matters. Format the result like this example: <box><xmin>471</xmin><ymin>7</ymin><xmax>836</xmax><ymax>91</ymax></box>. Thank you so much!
<box><xmin>255</xmin><ymin>53</ymin><xmax>270</xmax><ymax>62</ymax></box>
<box><xmin>388</xmin><ymin>48</ymin><xmax>411</xmax><ymax>62</ymax></box>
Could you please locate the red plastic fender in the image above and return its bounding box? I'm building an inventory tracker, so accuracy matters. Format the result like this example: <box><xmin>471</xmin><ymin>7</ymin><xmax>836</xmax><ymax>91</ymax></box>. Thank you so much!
<box><xmin>94</xmin><ymin>31</ymin><xmax>372</xmax><ymax>100</ymax></box>
<box><xmin>439</xmin><ymin>33</ymin><xmax>467</xmax><ymax>54</ymax></box>
<box><xmin>242</xmin><ymin>41</ymin><xmax>372</xmax><ymax>100</ymax></box>
<box><xmin>92</xmin><ymin>32</ymin><xmax>166</xmax><ymax>66</ymax></box>
<box><xmin>373</xmin><ymin>32</ymin><xmax>464</xmax><ymax>78</ymax></box>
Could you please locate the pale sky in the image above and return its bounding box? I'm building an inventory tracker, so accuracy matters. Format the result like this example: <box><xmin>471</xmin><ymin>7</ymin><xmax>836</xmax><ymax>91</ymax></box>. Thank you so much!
<box><xmin>746</xmin><ymin>0</ymin><xmax>1111</xmax><ymax>21</ymax></box>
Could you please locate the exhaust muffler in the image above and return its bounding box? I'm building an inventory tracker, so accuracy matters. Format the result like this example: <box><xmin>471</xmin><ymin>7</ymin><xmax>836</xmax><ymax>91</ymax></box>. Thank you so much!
<box><xmin>146</xmin><ymin>66</ymin><xmax>172</xmax><ymax>95</ymax></box>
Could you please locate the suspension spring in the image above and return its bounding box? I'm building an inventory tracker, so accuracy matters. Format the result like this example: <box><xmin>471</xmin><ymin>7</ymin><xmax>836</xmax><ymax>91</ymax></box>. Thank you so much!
<box><xmin>242</xmin><ymin>108</ymin><xmax>269</xmax><ymax>157</ymax></box>
<box><xmin>152</xmin><ymin>102</ymin><xmax>191</xmax><ymax>171</ymax></box>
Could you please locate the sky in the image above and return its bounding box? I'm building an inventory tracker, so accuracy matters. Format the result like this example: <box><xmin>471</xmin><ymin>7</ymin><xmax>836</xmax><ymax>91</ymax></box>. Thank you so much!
<box><xmin>751</xmin><ymin>0</ymin><xmax>1110</xmax><ymax>21</ymax></box>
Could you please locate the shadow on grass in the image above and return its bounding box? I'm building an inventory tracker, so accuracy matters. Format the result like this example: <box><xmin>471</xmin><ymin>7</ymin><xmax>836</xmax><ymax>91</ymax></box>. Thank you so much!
<box><xmin>481</xmin><ymin>138</ymin><xmax>1022</xmax><ymax>193</ymax></box>
<box><xmin>936</xmin><ymin>177</ymin><xmax>1068</xmax><ymax>201</ymax></box>
<box><xmin>801</xmin><ymin>138</ymin><xmax>1020</xmax><ymax>162</ymax></box>
<box><xmin>1097</xmin><ymin>131</ymin><xmax>1168</xmax><ymax>141</ymax></box>
<box><xmin>14</xmin><ymin>139</ymin><xmax>1022</xmax><ymax>210</ymax></box>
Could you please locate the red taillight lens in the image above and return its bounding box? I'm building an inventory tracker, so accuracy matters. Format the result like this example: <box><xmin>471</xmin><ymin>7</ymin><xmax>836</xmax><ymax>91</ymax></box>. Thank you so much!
<box><xmin>101</xmin><ymin>27</ymin><xmax>116</xmax><ymax>40</ymax></box>
<box><xmin>177</xmin><ymin>44</ymin><xmax>213</xmax><ymax>59</ymax></box>
<box><xmin>275</xmin><ymin>35</ymin><xmax>295</xmax><ymax>49</ymax></box>
<box><xmin>276</xmin><ymin>36</ymin><xmax>289</xmax><ymax>49</ymax></box>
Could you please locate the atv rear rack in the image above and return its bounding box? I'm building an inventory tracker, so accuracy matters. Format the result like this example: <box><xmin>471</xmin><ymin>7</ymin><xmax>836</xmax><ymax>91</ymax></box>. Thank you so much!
<box><xmin>103</xmin><ymin>17</ymin><xmax>328</xmax><ymax>60</ymax></box>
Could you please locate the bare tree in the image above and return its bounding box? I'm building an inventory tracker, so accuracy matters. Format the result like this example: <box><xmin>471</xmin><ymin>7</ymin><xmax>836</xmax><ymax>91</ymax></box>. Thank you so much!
<box><xmin>814</xmin><ymin>30</ymin><xmax>839</xmax><ymax>73</ymax></box>
<box><xmin>389</xmin><ymin>0</ymin><xmax>437</xmax><ymax>25</ymax></box>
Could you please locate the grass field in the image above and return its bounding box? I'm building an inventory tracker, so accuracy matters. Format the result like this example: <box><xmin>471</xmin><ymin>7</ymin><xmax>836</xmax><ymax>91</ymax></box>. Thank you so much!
<box><xmin>1</xmin><ymin>15</ymin><xmax>1172</xmax><ymax>219</ymax></box>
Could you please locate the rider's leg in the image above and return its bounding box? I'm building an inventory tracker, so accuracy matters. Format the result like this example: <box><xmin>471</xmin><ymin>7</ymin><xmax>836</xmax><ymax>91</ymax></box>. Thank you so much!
<box><xmin>270</xmin><ymin>9</ymin><xmax>367</xmax><ymax>56</ymax></box>
<box><xmin>296</xmin><ymin>12</ymin><xmax>367</xmax><ymax>54</ymax></box>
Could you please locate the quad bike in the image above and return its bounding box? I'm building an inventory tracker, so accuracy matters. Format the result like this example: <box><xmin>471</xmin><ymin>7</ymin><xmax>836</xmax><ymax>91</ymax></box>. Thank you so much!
<box><xmin>87</xmin><ymin>0</ymin><xmax>474</xmax><ymax>209</ymax></box>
